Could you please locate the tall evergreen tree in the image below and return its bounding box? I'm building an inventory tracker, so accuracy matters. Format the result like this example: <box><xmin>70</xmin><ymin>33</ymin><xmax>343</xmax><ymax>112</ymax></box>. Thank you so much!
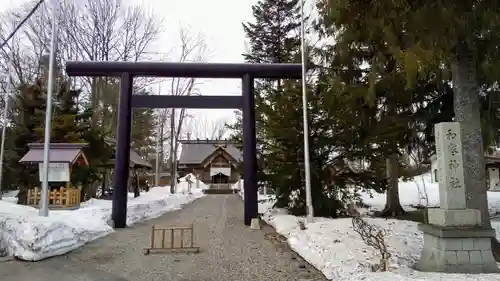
<box><xmin>314</xmin><ymin>0</ymin><xmax>495</xmax><ymax>217</ymax></box>
<box><xmin>230</xmin><ymin>0</ymin><xmax>353</xmax><ymax>216</ymax></box>
<box><xmin>8</xmin><ymin>80</ymin><xmax>47</xmax><ymax>203</ymax></box>
<box><xmin>131</xmin><ymin>89</ymin><xmax>157</xmax><ymax>156</ymax></box>
<box><xmin>230</xmin><ymin>0</ymin><xmax>304</xmax><ymax>211</ymax></box>
<box><xmin>318</xmin><ymin>0</ymin><xmax>500</xmax><ymax>257</ymax></box>
<box><xmin>5</xmin><ymin>79</ymin><xmax>113</xmax><ymax>202</ymax></box>
<box><xmin>36</xmin><ymin>82</ymin><xmax>86</xmax><ymax>142</ymax></box>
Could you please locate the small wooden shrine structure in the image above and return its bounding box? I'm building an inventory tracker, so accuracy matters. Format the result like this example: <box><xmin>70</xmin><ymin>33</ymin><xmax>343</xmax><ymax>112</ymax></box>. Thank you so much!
<box><xmin>19</xmin><ymin>143</ymin><xmax>89</xmax><ymax>209</ymax></box>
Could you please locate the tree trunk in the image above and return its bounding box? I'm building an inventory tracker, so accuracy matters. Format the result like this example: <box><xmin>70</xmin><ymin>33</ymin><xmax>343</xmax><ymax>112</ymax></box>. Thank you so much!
<box><xmin>133</xmin><ymin>171</ymin><xmax>140</xmax><ymax>198</ymax></box>
<box><xmin>381</xmin><ymin>99</ymin><xmax>404</xmax><ymax>217</ymax></box>
<box><xmin>452</xmin><ymin>39</ymin><xmax>500</xmax><ymax>260</ymax></box>
<box><xmin>381</xmin><ymin>155</ymin><xmax>405</xmax><ymax>216</ymax></box>
<box><xmin>91</xmin><ymin>77</ymin><xmax>99</xmax><ymax>129</ymax></box>
<box><xmin>88</xmin><ymin>181</ymin><xmax>100</xmax><ymax>198</ymax></box>
<box><xmin>101</xmin><ymin>171</ymin><xmax>107</xmax><ymax>197</ymax></box>
<box><xmin>17</xmin><ymin>188</ymin><xmax>27</xmax><ymax>205</ymax></box>
<box><xmin>159</xmin><ymin>122</ymin><xmax>165</xmax><ymax>182</ymax></box>
<box><xmin>80</xmin><ymin>184</ymin><xmax>86</xmax><ymax>202</ymax></box>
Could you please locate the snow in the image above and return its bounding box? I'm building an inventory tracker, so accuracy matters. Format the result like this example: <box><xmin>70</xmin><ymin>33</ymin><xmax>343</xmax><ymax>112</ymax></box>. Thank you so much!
<box><xmin>0</xmin><ymin>180</ymin><xmax>205</xmax><ymax>261</ymax></box>
<box><xmin>235</xmin><ymin>175</ymin><xmax>500</xmax><ymax>280</ymax></box>
<box><xmin>361</xmin><ymin>173</ymin><xmax>500</xmax><ymax>215</ymax></box>
<box><xmin>3</xmin><ymin>173</ymin><xmax>500</xmax><ymax>280</ymax></box>
<box><xmin>1</xmin><ymin>190</ymin><xmax>19</xmax><ymax>204</ymax></box>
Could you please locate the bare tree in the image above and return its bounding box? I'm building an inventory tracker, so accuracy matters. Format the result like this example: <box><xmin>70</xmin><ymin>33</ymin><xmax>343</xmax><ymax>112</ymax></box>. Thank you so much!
<box><xmin>0</xmin><ymin>0</ymin><xmax>163</xmax><ymax>129</ymax></box>
<box><xmin>150</xmin><ymin>27</ymin><xmax>207</xmax><ymax>193</ymax></box>
<box><xmin>184</xmin><ymin>116</ymin><xmax>229</xmax><ymax>140</ymax></box>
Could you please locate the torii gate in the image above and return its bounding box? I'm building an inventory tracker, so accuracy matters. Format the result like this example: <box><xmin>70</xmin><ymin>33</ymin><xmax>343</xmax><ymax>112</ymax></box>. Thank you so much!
<box><xmin>65</xmin><ymin>61</ymin><xmax>301</xmax><ymax>228</ymax></box>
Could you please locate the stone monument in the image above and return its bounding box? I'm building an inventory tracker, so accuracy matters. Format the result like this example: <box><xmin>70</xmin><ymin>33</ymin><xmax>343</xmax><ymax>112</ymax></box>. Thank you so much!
<box><xmin>417</xmin><ymin>122</ymin><xmax>499</xmax><ymax>273</ymax></box>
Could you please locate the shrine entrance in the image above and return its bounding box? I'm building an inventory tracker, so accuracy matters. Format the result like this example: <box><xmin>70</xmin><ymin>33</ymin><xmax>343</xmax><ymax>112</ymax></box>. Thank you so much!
<box><xmin>212</xmin><ymin>173</ymin><xmax>229</xmax><ymax>184</ymax></box>
<box><xmin>65</xmin><ymin>61</ymin><xmax>301</xmax><ymax>228</ymax></box>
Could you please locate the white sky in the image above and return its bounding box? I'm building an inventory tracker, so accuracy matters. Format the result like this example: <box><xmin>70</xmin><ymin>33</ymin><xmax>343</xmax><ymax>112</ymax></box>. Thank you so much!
<box><xmin>1</xmin><ymin>0</ymin><xmax>259</xmax><ymax>127</ymax></box>
<box><xmin>139</xmin><ymin>0</ymin><xmax>256</xmax><ymax>124</ymax></box>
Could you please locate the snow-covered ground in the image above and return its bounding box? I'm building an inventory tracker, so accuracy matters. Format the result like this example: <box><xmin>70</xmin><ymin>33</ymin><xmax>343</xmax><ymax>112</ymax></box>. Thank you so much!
<box><xmin>361</xmin><ymin>173</ymin><xmax>500</xmax><ymax>215</ymax></box>
<box><xmin>234</xmin><ymin>174</ymin><xmax>500</xmax><ymax>280</ymax></box>
<box><xmin>0</xmin><ymin>174</ymin><xmax>207</xmax><ymax>261</ymax></box>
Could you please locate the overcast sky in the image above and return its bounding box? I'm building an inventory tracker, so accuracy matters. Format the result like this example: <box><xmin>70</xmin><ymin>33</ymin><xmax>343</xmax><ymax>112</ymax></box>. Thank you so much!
<box><xmin>1</xmin><ymin>0</ymin><xmax>259</xmax><ymax>129</ymax></box>
<box><xmin>137</xmin><ymin>0</ymin><xmax>257</xmax><ymax>124</ymax></box>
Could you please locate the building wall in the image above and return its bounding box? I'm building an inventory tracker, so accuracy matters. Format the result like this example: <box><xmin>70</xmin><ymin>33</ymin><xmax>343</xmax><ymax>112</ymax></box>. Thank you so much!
<box><xmin>184</xmin><ymin>156</ymin><xmax>240</xmax><ymax>184</ymax></box>
<box><xmin>159</xmin><ymin>177</ymin><xmax>170</xmax><ymax>186</ymax></box>
<box><xmin>144</xmin><ymin>173</ymin><xmax>171</xmax><ymax>187</ymax></box>
<box><xmin>194</xmin><ymin>166</ymin><xmax>240</xmax><ymax>184</ymax></box>
<box><xmin>489</xmin><ymin>167</ymin><xmax>500</xmax><ymax>191</ymax></box>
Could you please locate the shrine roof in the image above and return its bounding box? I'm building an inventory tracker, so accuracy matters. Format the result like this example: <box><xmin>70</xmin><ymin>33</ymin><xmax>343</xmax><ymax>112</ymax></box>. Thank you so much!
<box><xmin>102</xmin><ymin>149</ymin><xmax>152</xmax><ymax>169</ymax></box>
<box><xmin>19</xmin><ymin>143</ymin><xmax>88</xmax><ymax>164</ymax></box>
<box><xmin>178</xmin><ymin>139</ymin><xmax>242</xmax><ymax>165</ymax></box>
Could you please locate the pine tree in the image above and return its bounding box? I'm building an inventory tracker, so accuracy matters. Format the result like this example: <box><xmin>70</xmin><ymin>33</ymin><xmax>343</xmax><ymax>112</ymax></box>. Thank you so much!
<box><xmin>51</xmin><ymin>82</ymin><xmax>85</xmax><ymax>142</ymax></box>
<box><xmin>230</xmin><ymin>0</ymin><xmax>302</xmax><ymax>212</ymax></box>
<box><xmin>314</xmin><ymin>0</ymin><xmax>472</xmax><ymax>216</ymax></box>
<box><xmin>229</xmin><ymin>0</ymin><xmax>353</xmax><ymax>217</ymax></box>
<box><xmin>318</xmin><ymin>0</ymin><xmax>500</xmax><ymax>257</ymax></box>
<box><xmin>8</xmin><ymin>80</ymin><xmax>47</xmax><ymax>203</ymax></box>
<box><xmin>131</xmin><ymin>89</ymin><xmax>156</xmax><ymax>155</ymax></box>
<box><xmin>7</xmin><ymin>79</ymin><xmax>113</xmax><ymax>202</ymax></box>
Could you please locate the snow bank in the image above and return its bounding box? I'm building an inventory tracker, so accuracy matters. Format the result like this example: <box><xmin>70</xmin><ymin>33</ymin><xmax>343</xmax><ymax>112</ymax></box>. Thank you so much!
<box><xmin>263</xmin><ymin>211</ymin><xmax>500</xmax><ymax>280</ymax></box>
<box><xmin>0</xmin><ymin>182</ymin><xmax>204</xmax><ymax>261</ymax></box>
<box><xmin>0</xmin><ymin>204</ymin><xmax>113</xmax><ymax>261</ymax></box>
<box><xmin>178</xmin><ymin>173</ymin><xmax>209</xmax><ymax>192</ymax></box>
<box><xmin>251</xmin><ymin>173</ymin><xmax>500</xmax><ymax>280</ymax></box>
<box><xmin>362</xmin><ymin>173</ymin><xmax>500</xmax><ymax>215</ymax></box>
<box><xmin>1</xmin><ymin>190</ymin><xmax>19</xmax><ymax>204</ymax></box>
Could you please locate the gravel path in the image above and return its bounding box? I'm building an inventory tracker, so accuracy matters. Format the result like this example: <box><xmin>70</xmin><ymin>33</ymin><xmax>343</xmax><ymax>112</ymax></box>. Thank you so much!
<box><xmin>0</xmin><ymin>195</ymin><xmax>327</xmax><ymax>281</ymax></box>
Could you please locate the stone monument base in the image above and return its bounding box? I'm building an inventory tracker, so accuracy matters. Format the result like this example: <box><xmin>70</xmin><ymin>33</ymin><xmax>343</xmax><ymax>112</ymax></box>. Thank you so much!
<box><xmin>417</xmin><ymin>224</ymin><xmax>500</xmax><ymax>273</ymax></box>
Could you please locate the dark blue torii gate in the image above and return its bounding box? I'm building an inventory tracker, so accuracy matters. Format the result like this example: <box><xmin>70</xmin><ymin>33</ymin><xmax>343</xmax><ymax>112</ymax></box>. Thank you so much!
<box><xmin>65</xmin><ymin>61</ymin><xmax>301</xmax><ymax>228</ymax></box>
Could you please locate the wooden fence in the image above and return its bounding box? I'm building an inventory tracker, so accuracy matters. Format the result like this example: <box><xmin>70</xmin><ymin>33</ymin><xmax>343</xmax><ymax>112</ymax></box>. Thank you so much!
<box><xmin>143</xmin><ymin>224</ymin><xmax>199</xmax><ymax>255</ymax></box>
<box><xmin>27</xmin><ymin>186</ymin><xmax>81</xmax><ymax>208</ymax></box>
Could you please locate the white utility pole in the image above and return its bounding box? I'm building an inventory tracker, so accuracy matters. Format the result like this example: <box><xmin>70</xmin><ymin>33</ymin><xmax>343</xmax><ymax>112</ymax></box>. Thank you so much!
<box><xmin>39</xmin><ymin>0</ymin><xmax>58</xmax><ymax>216</ymax></box>
<box><xmin>299</xmin><ymin>0</ymin><xmax>313</xmax><ymax>220</ymax></box>
<box><xmin>155</xmin><ymin>83</ymin><xmax>161</xmax><ymax>186</ymax></box>
<box><xmin>169</xmin><ymin>106</ymin><xmax>176</xmax><ymax>194</ymax></box>
<box><xmin>0</xmin><ymin>57</ymin><xmax>12</xmax><ymax>199</ymax></box>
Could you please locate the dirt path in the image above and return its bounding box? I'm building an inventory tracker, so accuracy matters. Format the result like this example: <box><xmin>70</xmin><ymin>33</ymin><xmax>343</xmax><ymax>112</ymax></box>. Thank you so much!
<box><xmin>0</xmin><ymin>195</ymin><xmax>327</xmax><ymax>281</ymax></box>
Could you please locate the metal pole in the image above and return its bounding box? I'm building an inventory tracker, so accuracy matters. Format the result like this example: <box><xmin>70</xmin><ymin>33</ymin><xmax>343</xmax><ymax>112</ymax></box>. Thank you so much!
<box><xmin>170</xmin><ymin>107</ymin><xmax>175</xmax><ymax>194</ymax></box>
<box><xmin>39</xmin><ymin>0</ymin><xmax>58</xmax><ymax>216</ymax></box>
<box><xmin>300</xmin><ymin>0</ymin><xmax>313</xmax><ymax>220</ymax></box>
<box><xmin>155</xmin><ymin>83</ymin><xmax>161</xmax><ymax>186</ymax></box>
<box><xmin>0</xmin><ymin>62</ymin><xmax>12</xmax><ymax>199</ymax></box>
<box><xmin>0</xmin><ymin>25</ymin><xmax>17</xmax><ymax>199</ymax></box>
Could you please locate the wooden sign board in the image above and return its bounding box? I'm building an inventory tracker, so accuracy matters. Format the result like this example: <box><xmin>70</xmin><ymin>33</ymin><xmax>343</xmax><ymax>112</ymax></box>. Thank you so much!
<box><xmin>38</xmin><ymin>163</ymin><xmax>70</xmax><ymax>182</ymax></box>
